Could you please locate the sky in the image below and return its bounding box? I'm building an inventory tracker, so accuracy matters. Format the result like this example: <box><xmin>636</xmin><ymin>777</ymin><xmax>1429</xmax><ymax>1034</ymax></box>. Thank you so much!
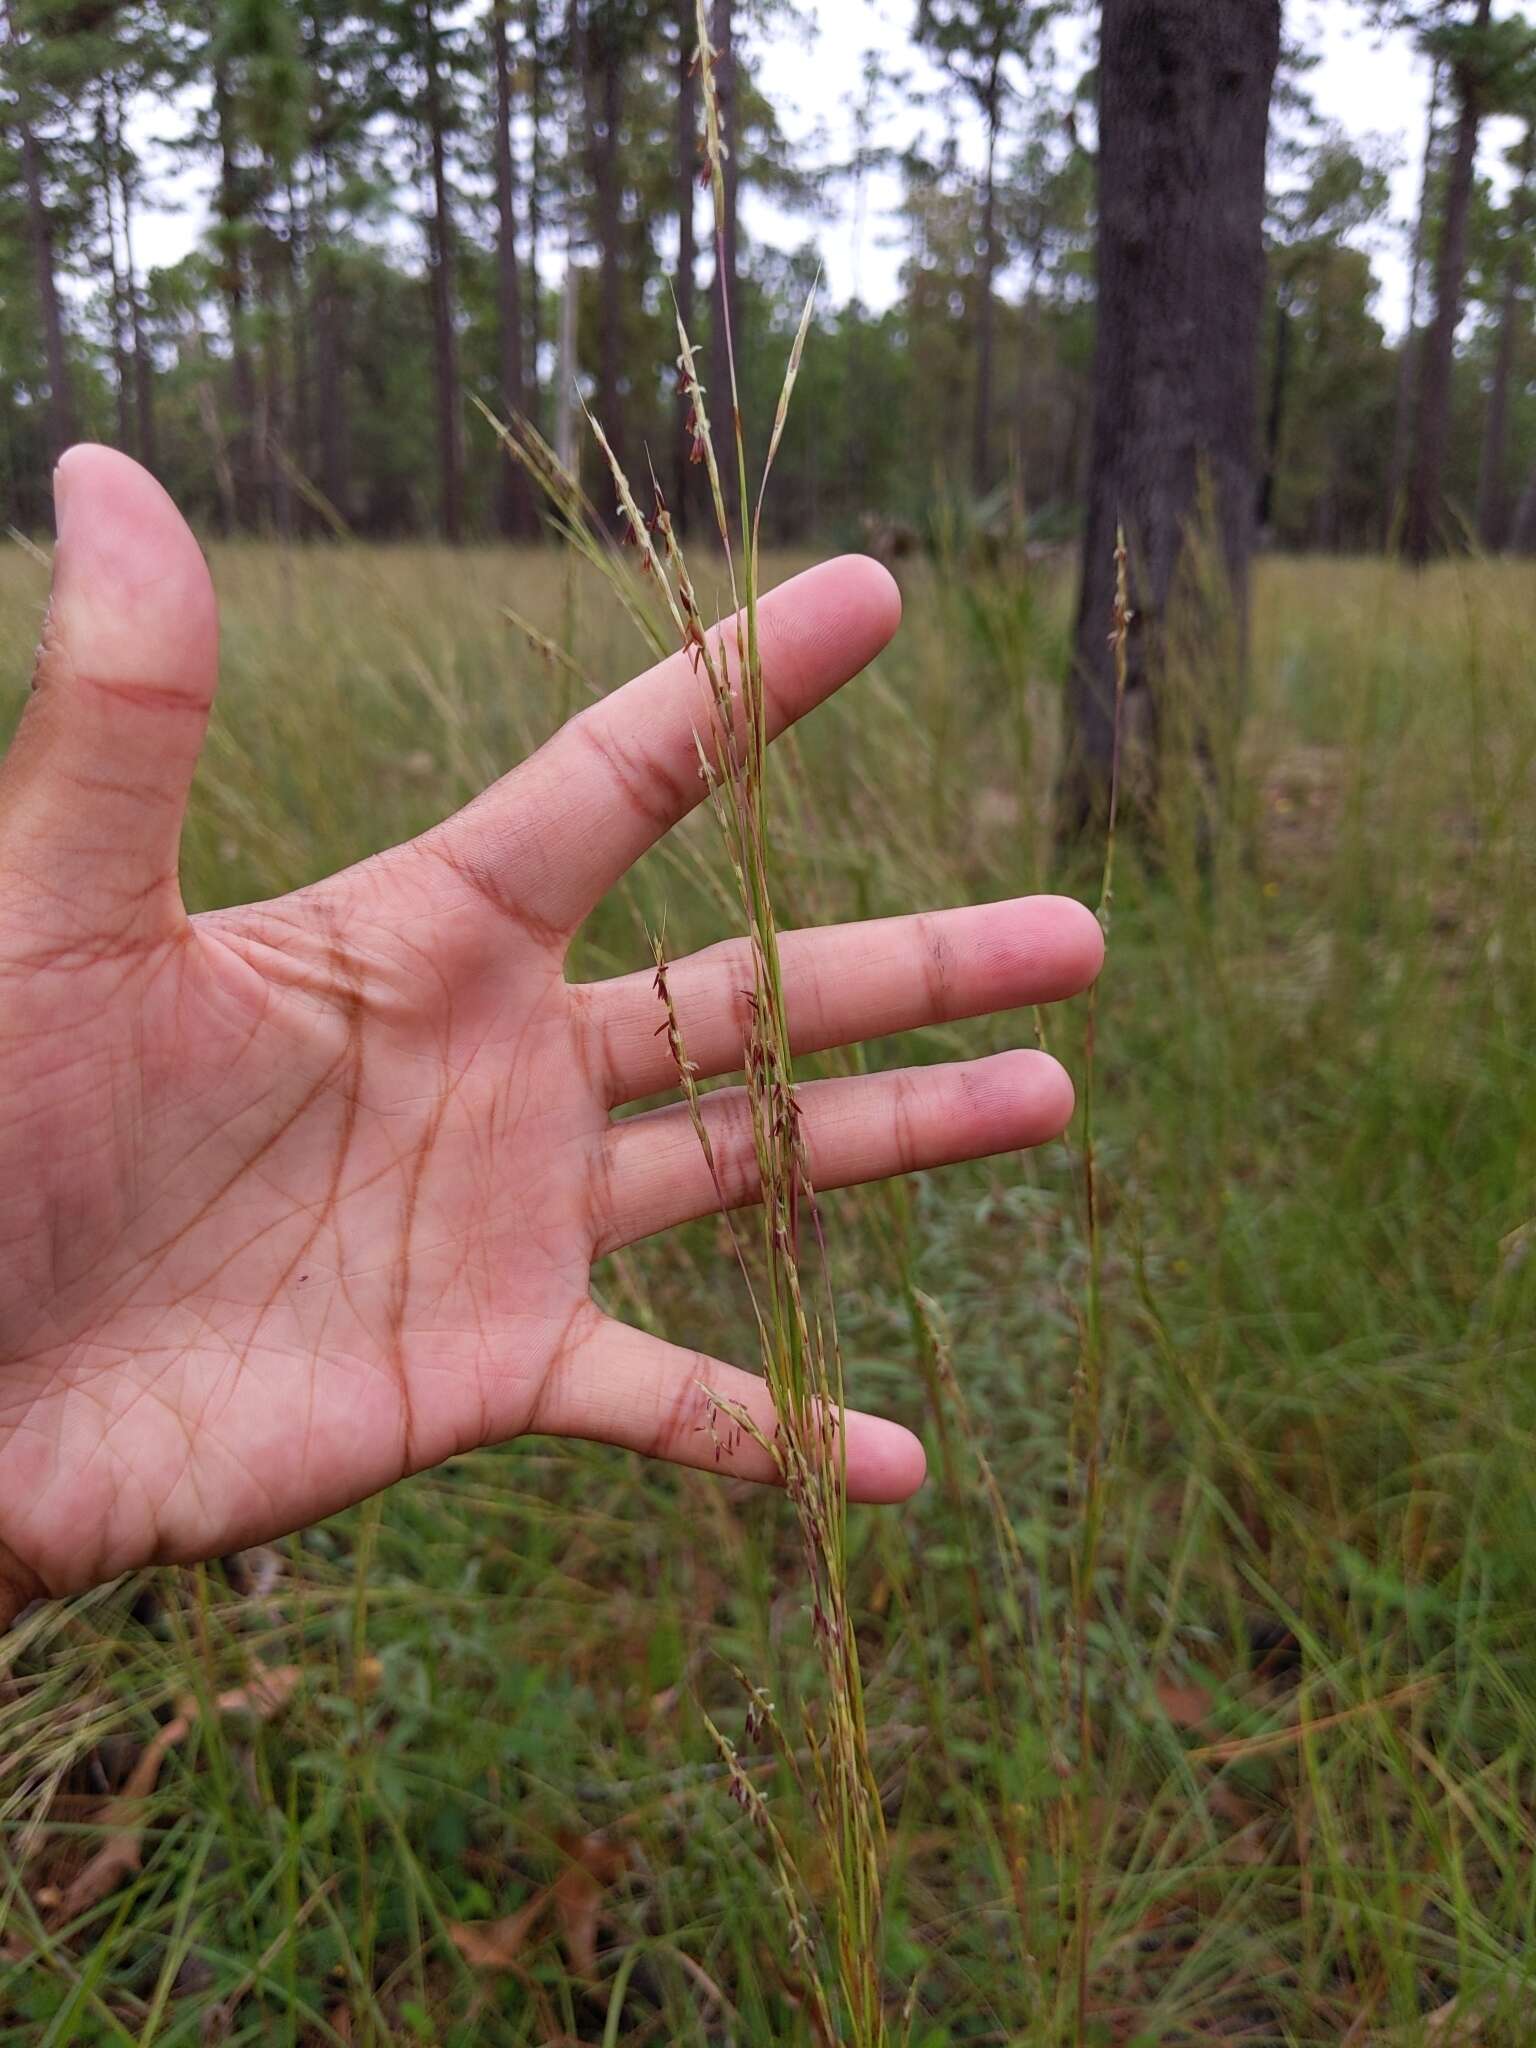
<box><xmin>746</xmin><ymin>0</ymin><xmax>1530</xmax><ymax>336</ymax></box>
<box><xmin>131</xmin><ymin>0</ymin><xmax>1531</xmax><ymax>343</ymax></box>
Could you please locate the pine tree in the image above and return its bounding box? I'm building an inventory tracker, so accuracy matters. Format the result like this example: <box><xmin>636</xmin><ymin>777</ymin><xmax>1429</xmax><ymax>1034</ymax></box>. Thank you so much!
<box><xmin>492</xmin><ymin>0</ymin><xmax>537</xmax><ymax>536</ymax></box>
<box><xmin>1066</xmin><ymin>0</ymin><xmax>1282</xmax><ymax>824</ymax></box>
<box><xmin>915</xmin><ymin>0</ymin><xmax>1055</xmax><ymax>499</ymax></box>
<box><xmin>1</xmin><ymin>0</ymin><xmax>79</xmax><ymax>459</ymax></box>
<box><xmin>1475</xmin><ymin>116</ymin><xmax>1534</xmax><ymax>547</ymax></box>
<box><xmin>1380</xmin><ymin>0</ymin><xmax>1536</xmax><ymax>560</ymax></box>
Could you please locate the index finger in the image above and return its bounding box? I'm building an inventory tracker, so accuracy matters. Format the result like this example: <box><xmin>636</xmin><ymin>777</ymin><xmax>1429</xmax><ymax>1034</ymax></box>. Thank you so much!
<box><xmin>420</xmin><ymin>555</ymin><xmax>901</xmax><ymax>937</ymax></box>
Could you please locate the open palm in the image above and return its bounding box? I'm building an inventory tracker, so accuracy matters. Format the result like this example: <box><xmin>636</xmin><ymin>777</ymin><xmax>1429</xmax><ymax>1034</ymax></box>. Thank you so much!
<box><xmin>0</xmin><ymin>448</ymin><xmax>1102</xmax><ymax>1624</ymax></box>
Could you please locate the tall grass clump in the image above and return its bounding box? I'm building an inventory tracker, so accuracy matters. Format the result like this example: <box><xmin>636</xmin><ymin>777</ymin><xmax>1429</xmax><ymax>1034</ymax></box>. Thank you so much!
<box><xmin>502</xmin><ymin>6</ymin><xmax>889</xmax><ymax>2035</ymax></box>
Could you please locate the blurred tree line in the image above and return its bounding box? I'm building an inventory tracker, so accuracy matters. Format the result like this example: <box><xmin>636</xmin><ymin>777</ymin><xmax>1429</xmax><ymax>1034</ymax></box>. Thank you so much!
<box><xmin>0</xmin><ymin>0</ymin><xmax>1532</xmax><ymax>562</ymax></box>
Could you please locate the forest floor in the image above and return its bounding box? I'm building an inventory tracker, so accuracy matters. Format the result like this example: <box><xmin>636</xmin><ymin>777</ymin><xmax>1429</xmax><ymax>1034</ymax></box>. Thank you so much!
<box><xmin>2</xmin><ymin>541</ymin><xmax>1535</xmax><ymax>2046</ymax></box>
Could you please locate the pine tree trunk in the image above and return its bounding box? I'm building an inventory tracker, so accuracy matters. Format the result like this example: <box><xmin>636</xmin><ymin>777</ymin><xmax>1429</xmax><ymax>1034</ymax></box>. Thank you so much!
<box><xmin>526</xmin><ymin>1</ymin><xmax>544</xmax><ymax>427</ymax></box>
<box><xmin>212</xmin><ymin>48</ymin><xmax>259</xmax><ymax>529</ymax></box>
<box><xmin>1258</xmin><ymin>296</ymin><xmax>1292</xmax><ymax>535</ymax></box>
<box><xmin>1512</xmin><ymin>458</ymin><xmax>1536</xmax><ymax>553</ymax></box>
<box><xmin>1475</xmin><ymin>254</ymin><xmax>1521</xmax><ymax>552</ymax></box>
<box><xmin>306</xmin><ymin>130</ymin><xmax>349</xmax><ymax>527</ymax></box>
<box><xmin>556</xmin><ymin>247</ymin><xmax>578</xmax><ymax>476</ymax></box>
<box><xmin>299</xmin><ymin>13</ymin><xmax>340</xmax><ymax>524</ymax></box>
<box><xmin>1404</xmin><ymin>0</ymin><xmax>1492</xmax><ymax>566</ymax></box>
<box><xmin>312</xmin><ymin>252</ymin><xmax>347</xmax><ymax>524</ymax></box>
<box><xmin>422</xmin><ymin>0</ymin><xmax>464</xmax><ymax>542</ymax></box>
<box><xmin>3</xmin><ymin>0</ymin><xmax>76</xmax><ymax>460</ymax></box>
<box><xmin>674</xmin><ymin>0</ymin><xmax>698</xmax><ymax>533</ymax></box>
<box><xmin>259</xmin><ymin>234</ymin><xmax>294</xmax><ymax>543</ymax></box>
<box><xmin>1012</xmin><ymin>239</ymin><xmax>1045</xmax><ymax>499</ymax></box>
<box><xmin>971</xmin><ymin>70</ymin><xmax>1000</xmax><ymax>501</ymax></box>
<box><xmin>1474</xmin><ymin>124</ymin><xmax>1532</xmax><ymax>552</ymax></box>
<box><xmin>1064</xmin><ymin>0</ymin><xmax>1281</xmax><ymax>826</ymax></box>
<box><xmin>587</xmin><ymin>9</ymin><xmax>627</xmax><ymax>502</ymax></box>
<box><xmin>493</xmin><ymin>0</ymin><xmax>536</xmax><ymax>537</ymax></box>
<box><xmin>192</xmin><ymin>330</ymin><xmax>239</xmax><ymax>531</ymax></box>
<box><xmin>709</xmin><ymin>0</ymin><xmax>739</xmax><ymax>518</ymax></box>
<box><xmin>22</xmin><ymin>132</ymin><xmax>77</xmax><ymax>460</ymax></box>
<box><xmin>285</xmin><ymin>176</ymin><xmax>313</xmax><ymax>533</ymax></box>
<box><xmin>1387</xmin><ymin>58</ymin><xmax>1442</xmax><ymax>543</ymax></box>
<box><xmin>98</xmin><ymin>98</ymin><xmax>133</xmax><ymax>452</ymax></box>
<box><xmin>116</xmin><ymin>97</ymin><xmax>157</xmax><ymax>474</ymax></box>
<box><xmin>556</xmin><ymin>0</ymin><xmax>580</xmax><ymax>478</ymax></box>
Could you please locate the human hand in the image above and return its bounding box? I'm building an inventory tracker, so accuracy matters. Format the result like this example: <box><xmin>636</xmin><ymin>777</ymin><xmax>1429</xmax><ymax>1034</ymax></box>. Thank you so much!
<box><xmin>0</xmin><ymin>447</ymin><xmax>1102</xmax><ymax>1624</ymax></box>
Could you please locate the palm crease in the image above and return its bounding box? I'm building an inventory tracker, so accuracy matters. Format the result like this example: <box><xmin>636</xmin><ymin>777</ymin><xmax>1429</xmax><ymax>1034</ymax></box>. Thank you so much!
<box><xmin>0</xmin><ymin>447</ymin><xmax>1101</xmax><ymax>1622</ymax></box>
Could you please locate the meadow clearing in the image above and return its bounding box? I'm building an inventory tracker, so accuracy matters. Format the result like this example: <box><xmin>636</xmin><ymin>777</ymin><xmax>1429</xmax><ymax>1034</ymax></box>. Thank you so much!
<box><xmin>2</xmin><ymin>535</ymin><xmax>1535</xmax><ymax>2045</ymax></box>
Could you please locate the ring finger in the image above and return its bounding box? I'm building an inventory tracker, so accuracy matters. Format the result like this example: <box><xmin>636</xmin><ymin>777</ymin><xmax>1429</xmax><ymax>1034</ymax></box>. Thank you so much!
<box><xmin>590</xmin><ymin>1048</ymin><xmax>1074</xmax><ymax>1253</ymax></box>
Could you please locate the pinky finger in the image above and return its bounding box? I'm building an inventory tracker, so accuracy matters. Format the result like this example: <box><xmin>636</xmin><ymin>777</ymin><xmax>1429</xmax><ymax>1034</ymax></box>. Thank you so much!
<box><xmin>529</xmin><ymin>1305</ymin><xmax>926</xmax><ymax>1504</ymax></box>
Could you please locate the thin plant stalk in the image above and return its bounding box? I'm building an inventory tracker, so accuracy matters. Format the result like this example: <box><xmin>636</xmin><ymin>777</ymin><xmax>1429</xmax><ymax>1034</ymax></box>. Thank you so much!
<box><xmin>1068</xmin><ymin>527</ymin><xmax>1131</xmax><ymax>2045</ymax></box>
<box><xmin>488</xmin><ymin>6</ymin><xmax>890</xmax><ymax>2033</ymax></box>
<box><xmin>686</xmin><ymin>9</ymin><xmax>887</xmax><ymax>2022</ymax></box>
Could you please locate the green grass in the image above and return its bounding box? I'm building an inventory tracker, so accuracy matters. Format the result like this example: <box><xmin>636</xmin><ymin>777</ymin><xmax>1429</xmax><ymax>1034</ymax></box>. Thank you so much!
<box><xmin>2</xmin><ymin>539</ymin><xmax>1535</xmax><ymax>2044</ymax></box>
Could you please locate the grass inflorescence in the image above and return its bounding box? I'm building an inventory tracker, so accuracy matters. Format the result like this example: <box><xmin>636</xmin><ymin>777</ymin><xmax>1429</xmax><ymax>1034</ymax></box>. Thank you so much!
<box><xmin>567</xmin><ymin>11</ymin><xmax>888</xmax><ymax>2037</ymax></box>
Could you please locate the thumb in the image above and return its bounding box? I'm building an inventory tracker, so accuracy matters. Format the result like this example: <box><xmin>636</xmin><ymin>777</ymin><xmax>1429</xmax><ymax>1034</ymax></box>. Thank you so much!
<box><xmin>0</xmin><ymin>445</ymin><xmax>219</xmax><ymax>953</ymax></box>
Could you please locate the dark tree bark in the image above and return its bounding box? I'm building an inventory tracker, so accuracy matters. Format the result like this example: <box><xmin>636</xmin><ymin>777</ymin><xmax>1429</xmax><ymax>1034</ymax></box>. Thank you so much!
<box><xmin>585</xmin><ymin>3</ymin><xmax>628</xmax><ymax>499</ymax></box>
<box><xmin>1010</xmin><ymin>225</ymin><xmax>1046</xmax><ymax>501</ymax></box>
<box><xmin>190</xmin><ymin>326</ymin><xmax>239</xmax><ymax>532</ymax></box>
<box><xmin>673</xmin><ymin>0</ymin><xmax>698</xmax><ymax>532</ymax></box>
<box><xmin>309</xmin><ymin>148</ymin><xmax>350</xmax><ymax>526</ymax></box>
<box><xmin>709</xmin><ymin>0</ymin><xmax>739</xmax><ymax>517</ymax></box>
<box><xmin>312</xmin><ymin>244</ymin><xmax>348</xmax><ymax>523</ymax></box>
<box><xmin>971</xmin><ymin>52</ymin><xmax>1002</xmax><ymax>500</ymax></box>
<box><xmin>492</xmin><ymin>0</ymin><xmax>536</xmax><ymax>537</ymax></box>
<box><xmin>97</xmin><ymin>95</ymin><xmax>133</xmax><ymax>452</ymax></box>
<box><xmin>286</xmin><ymin>176</ymin><xmax>314</xmax><ymax>531</ymax></box>
<box><xmin>299</xmin><ymin>11</ymin><xmax>346</xmax><ymax>525</ymax></box>
<box><xmin>1258</xmin><ymin>296</ymin><xmax>1292</xmax><ymax>535</ymax></box>
<box><xmin>1475</xmin><ymin>122</ymin><xmax>1532</xmax><ymax>551</ymax></box>
<box><xmin>526</xmin><ymin>0</ymin><xmax>545</xmax><ymax>426</ymax></box>
<box><xmin>1064</xmin><ymin>0</ymin><xmax>1281</xmax><ymax>825</ymax></box>
<box><xmin>1512</xmin><ymin>457</ymin><xmax>1536</xmax><ymax>553</ymax></box>
<box><xmin>1387</xmin><ymin>57</ymin><xmax>1442</xmax><ymax>542</ymax></box>
<box><xmin>116</xmin><ymin>100</ymin><xmax>157</xmax><ymax>475</ymax></box>
<box><xmin>21</xmin><ymin>134</ymin><xmax>76</xmax><ymax>461</ymax></box>
<box><xmin>422</xmin><ymin>0</ymin><xmax>464</xmax><ymax>542</ymax></box>
<box><xmin>3</xmin><ymin>1</ymin><xmax>76</xmax><ymax>460</ymax></box>
<box><xmin>1404</xmin><ymin>0</ymin><xmax>1493</xmax><ymax>566</ymax></box>
<box><xmin>212</xmin><ymin>47</ymin><xmax>260</xmax><ymax>529</ymax></box>
<box><xmin>258</xmin><ymin>232</ymin><xmax>294</xmax><ymax>542</ymax></box>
